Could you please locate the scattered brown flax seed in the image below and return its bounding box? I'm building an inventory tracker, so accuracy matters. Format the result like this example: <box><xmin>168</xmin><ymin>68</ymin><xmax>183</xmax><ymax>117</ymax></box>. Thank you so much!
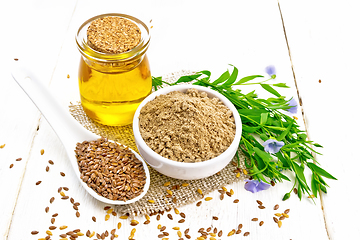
<box><xmin>258</xmin><ymin>205</ymin><xmax>266</xmax><ymax>209</ymax></box>
<box><xmin>233</xmin><ymin>199</ymin><xmax>239</xmax><ymax>203</ymax></box>
<box><xmin>31</xmin><ymin>231</ymin><xmax>39</xmax><ymax>235</ymax></box>
<box><xmin>167</xmin><ymin>214</ymin><xmax>173</xmax><ymax>220</ymax></box>
<box><xmin>16</xmin><ymin>158</ymin><xmax>22</xmax><ymax>161</ymax></box>
<box><xmin>76</xmin><ymin>211</ymin><xmax>80</xmax><ymax>217</ymax></box>
<box><xmin>259</xmin><ymin>221</ymin><xmax>264</xmax><ymax>226</ymax></box>
<box><xmin>294</xmin><ymin>188</ymin><xmax>298</xmax><ymax>194</ymax></box>
<box><xmin>244</xmin><ymin>232</ymin><xmax>250</xmax><ymax>236</ymax></box>
<box><xmin>45</xmin><ymin>206</ymin><xmax>49</xmax><ymax>213</ymax></box>
<box><xmin>46</xmin><ymin>166</ymin><xmax>49</xmax><ymax>172</ymax></box>
<box><xmin>218</xmin><ymin>230</ymin><xmax>223</xmax><ymax>237</ymax></box>
<box><xmin>274</xmin><ymin>204</ymin><xmax>279</xmax><ymax>210</ymax></box>
<box><xmin>196</xmin><ymin>201</ymin><xmax>202</xmax><ymax>207</ymax></box>
<box><xmin>87</xmin><ymin>16</ymin><xmax>141</xmax><ymax>54</ymax></box>
<box><xmin>180</xmin><ymin>212</ymin><xmax>186</xmax><ymax>218</ymax></box>
<box><xmin>36</xmin><ymin>181</ymin><xmax>42</xmax><ymax>185</ymax></box>
<box><xmin>50</xmin><ymin>197</ymin><xmax>55</xmax><ymax>203</ymax></box>
<box><xmin>60</xmin><ymin>172</ymin><xmax>65</xmax><ymax>177</ymax></box>
<box><xmin>251</xmin><ymin>218</ymin><xmax>258</xmax><ymax>221</ymax></box>
<box><xmin>178</xmin><ymin>219</ymin><xmax>185</xmax><ymax>223</ymax></box>
<box><xmin>212</xmin><ymin>216</ymin><xmax>218</xmax><ymax>220</ymax></box>
<box><xmin>284</xmin><ymin>209</ymin><xmax>290</xmax><ymax>214</ymax></box>
<box><xmin>51</xmin><ymin>218</ymin><xmax>55</xmax><ymax>224</ymax></box>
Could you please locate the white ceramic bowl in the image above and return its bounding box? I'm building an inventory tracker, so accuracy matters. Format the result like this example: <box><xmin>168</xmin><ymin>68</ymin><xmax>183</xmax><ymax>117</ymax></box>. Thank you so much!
<box><xmin>133</xmin><ymin>85</ymin><xmax>242</xmax><ymax>180</ymax></box>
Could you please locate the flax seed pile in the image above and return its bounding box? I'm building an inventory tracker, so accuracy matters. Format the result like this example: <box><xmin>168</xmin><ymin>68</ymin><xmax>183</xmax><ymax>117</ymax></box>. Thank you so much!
<box><xmin>69</xmin><ymin>70</ymin><xmax>246</xmax><ymax>215</ymax></box>
<box><xmin>139</xmin><ymin>88</ymin><xmax>236</xmax><ymax>162</ymax></box>
<box><xmin>87</xmin><ymin>16</ymin><xmax>141</xmax><ymax>54</ymax></box>
<box><xmin>75</xmin><ymin>138</ymin><xmax>147</xmax><ymax>201</ymax></box>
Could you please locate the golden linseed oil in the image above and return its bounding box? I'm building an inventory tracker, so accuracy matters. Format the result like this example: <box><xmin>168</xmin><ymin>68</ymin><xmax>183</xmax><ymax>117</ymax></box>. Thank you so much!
<box><xmin>78</xmin><ymin>56</ymin><xmax>151</xmax><ymax>126</ymax></box>
<box><xmin>76</xmin><ymin>13</ymin><xmax>152</xmax><ymax>126</ymax></box>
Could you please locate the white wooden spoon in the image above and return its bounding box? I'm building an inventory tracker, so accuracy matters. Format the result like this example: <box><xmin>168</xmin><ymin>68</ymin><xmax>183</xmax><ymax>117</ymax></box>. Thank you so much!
<box><xmin>11</xmin><ymin>62</ymin><xmax>150</xmax><ymax>205</ymax></box>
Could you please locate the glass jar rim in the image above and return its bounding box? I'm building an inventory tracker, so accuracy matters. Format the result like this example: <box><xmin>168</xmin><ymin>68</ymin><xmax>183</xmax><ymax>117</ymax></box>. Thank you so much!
<box><xmin>75</xmin><ymin>13</ymin><xmax>151</xmax><ymax>62</ymax></box>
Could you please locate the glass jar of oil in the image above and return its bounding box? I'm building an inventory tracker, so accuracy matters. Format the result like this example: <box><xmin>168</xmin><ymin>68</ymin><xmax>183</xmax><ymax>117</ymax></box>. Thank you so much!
<box><xmin>76</xmin><ymin>13</ymin><xmax>152</xmax><ymax>126</ymax></box>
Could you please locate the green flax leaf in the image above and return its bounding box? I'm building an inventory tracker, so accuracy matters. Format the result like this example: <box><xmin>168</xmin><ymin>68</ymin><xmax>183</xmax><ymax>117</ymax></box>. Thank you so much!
<box><xmin>260</xmin><ymin>113</ymin><xmax>268</xmax><ymax>126</ymax></box>
<box><xmin>311</xmin><ymin>174</ymin><xmax>319</xmax><ymax>198</ymax></box>
<box><xmin>212</xmin><ymin>70</ymin><xmax>230</xmax><ymax>85</ymax></box>
<box><xmin>307</xmin><ymin>163</ymin><xmax>337</xmax><ymax>180</ymax></box>
<box><xmin>222</xmin><ymin>66</ymin><xmax>238</xmax><ymax>87</ymax></box>
<box><xmin>272</xmin><ymin>83</ymin><xmax>290</xmax><ymax>88</ymax></box>
<box><xmin>174</xmin><ymin>74</ymin><xmax>202</xmax><ymax>84</ymax></box>
<box><xmin>233</xmin><ymin>75</ymin><xmax>264</xmax><ymax>85</ymax></box>
<box><xmin>277</xmin><ymin>120</ymin><xmax>294</xmax><ymax>141</ymax></box>
<box><xmin>260</xmin><ymin>84</ymin><xmax>282</xmax><ymax>97</ymax></box>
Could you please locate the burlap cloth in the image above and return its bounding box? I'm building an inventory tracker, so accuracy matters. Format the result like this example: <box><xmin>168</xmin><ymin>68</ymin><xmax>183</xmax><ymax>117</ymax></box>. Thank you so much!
<box><xmin>69</xmin><ymin>70</ymin><xmax>247</xmax><ymax>216</ymax></box>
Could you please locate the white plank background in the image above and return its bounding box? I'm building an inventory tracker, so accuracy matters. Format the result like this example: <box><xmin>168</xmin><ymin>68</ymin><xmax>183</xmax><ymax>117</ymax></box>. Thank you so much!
<box><xmin>0</xmin><ymin>0</ymin><xmax>357</xmax><ymax>239</ymax></box>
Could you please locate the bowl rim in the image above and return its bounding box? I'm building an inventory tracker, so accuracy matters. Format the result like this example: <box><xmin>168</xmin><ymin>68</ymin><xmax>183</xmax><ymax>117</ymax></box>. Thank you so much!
<box><xmin>133</xmin><ymin>84</ymin><xmax>242</xmax><ymax>168</ymax></box>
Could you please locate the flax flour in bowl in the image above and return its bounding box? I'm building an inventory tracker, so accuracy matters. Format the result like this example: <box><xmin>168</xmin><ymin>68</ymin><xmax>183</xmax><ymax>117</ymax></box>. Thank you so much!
<box><xmin>133</xmin><ymin>85</ymin><xmax>242</xmax><ymax>180</ymax></box>
<box><xmin>139</xmin><ymin>88</ymin><xmax>236</xmax><ymax>163</ymax></box>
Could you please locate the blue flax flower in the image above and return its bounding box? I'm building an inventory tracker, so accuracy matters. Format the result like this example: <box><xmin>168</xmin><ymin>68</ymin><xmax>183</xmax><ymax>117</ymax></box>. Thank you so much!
<box><xmin>262</xmin><ymin>139</ymin><xmax>285</xmax><ymax>154</ymax></box>
<box><xmin>287</xmin><ymin>98</ymin><xmax>298</xmax><ymax>114</ymax></box>
<box><xmin>265</xmin><ymin>65</ymin><xmax>276</xmax><ymax>78</ymax></box>
<box><xmin>244</xmin><ymin>179</ymin><xmax>270</xmax><ymax>193</ymax></box>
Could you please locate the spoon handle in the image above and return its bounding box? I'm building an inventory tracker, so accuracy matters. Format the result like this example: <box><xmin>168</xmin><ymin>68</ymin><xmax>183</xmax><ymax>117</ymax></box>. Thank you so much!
<box><xmin>11</xmin><ymin>62</ymin><xmax>91</xmax><ymax>150</ymax></box>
